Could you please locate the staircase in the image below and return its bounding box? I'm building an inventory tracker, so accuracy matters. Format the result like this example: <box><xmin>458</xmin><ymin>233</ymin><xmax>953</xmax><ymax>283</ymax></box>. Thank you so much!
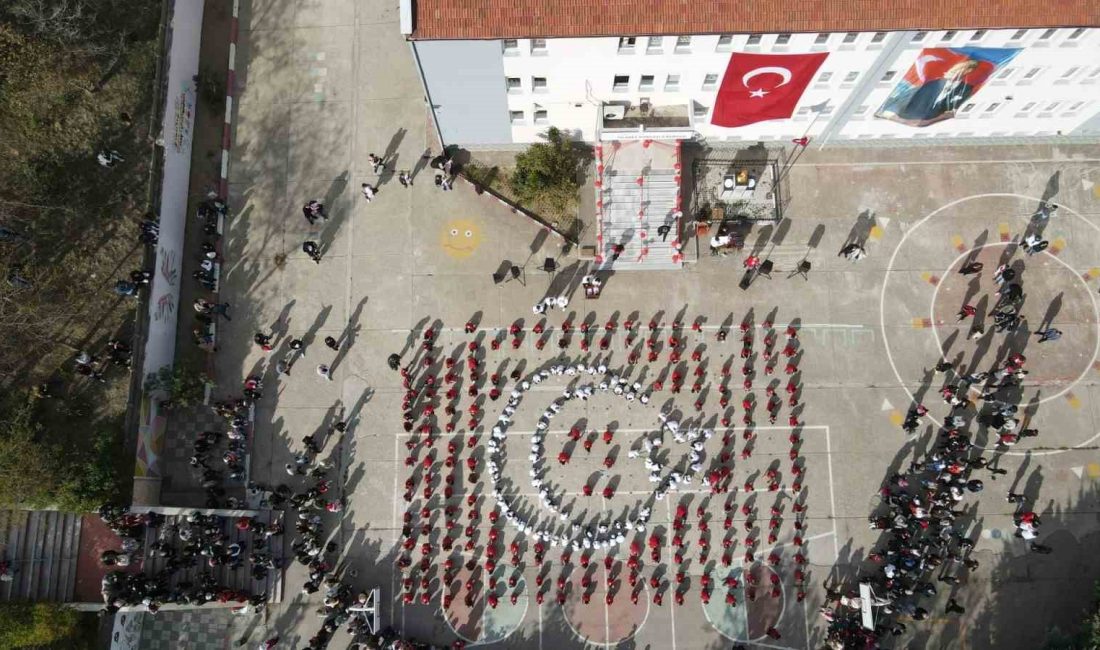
<box><xmin>595</xmin><ymin>139</ymin><xmax>684</xmax><ymax>270</ymax></box>
<box><xmin>601</xmin><ymin>170</ymin><xmax>682</xmax><ymax>269</ymax></box>
<box><xmin>0</xmin><ymin>510</ymin><xmax>82</xmax><ymax>602</ymax></box>
<box><xmin>140</xmin><ymin>512</ymin><xmax>284</xmax><ymax>604</ymax></box>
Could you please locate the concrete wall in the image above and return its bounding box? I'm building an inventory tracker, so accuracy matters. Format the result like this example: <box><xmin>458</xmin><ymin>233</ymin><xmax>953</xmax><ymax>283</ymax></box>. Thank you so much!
<box><xmin>419</xmin><ymin>27</ymin><xmax>1100</xmax><ymax>144</ymax></box>
<box><xmin>133</xmin><ymin>0</ymin><xmax>205</xmax><ymax>505</ymax></box>
<box><xmin>414</xmin><ymin>40</ymin><xmax>513</xmax><ymax>145</ymax></box>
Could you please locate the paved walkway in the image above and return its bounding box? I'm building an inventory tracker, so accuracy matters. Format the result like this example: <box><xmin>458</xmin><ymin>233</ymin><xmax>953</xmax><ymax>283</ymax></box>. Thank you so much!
<box><xmin>212</xmin><ymin>1</ymin><xmax>1100</xmax><ymax>647</ymax></box>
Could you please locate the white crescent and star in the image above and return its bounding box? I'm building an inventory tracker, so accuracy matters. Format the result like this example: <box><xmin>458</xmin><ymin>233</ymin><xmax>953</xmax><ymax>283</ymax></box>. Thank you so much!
<box><xmin>742</xmin><ymin>66</ymin><xmax>793</xmax><ymax>98</ymax></box>
<box><xmin>914</xmin><ymin>54</ymin><xmax>943</xmax><ymax>83</ymax></box>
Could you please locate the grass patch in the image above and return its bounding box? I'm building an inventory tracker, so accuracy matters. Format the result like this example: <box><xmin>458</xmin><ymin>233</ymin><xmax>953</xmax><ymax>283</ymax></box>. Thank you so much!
<box><xmin>463</xmin><ymin>128</ymin><xmax>590</xmax><ymax>237</ymax></box>
<box><xmin>0</xmin><ymin>1</ymin><xmax>162</xmax><ymax>510</ymax></box>
<box><xmin>465</xmin><ymin>160</ymin><xmax>580</xmax><ymax>235</ymax></box>
<box><xmin>0</xmin><ymin>602</ymin><xmax>96</xmax><ymax>649</ymax></box>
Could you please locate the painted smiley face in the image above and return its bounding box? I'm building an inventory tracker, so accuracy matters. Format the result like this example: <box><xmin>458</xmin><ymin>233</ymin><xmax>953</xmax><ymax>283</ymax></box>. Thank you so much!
<box><xmin>441</xmin><ymin>218</ymin><xmax>482</xmax><ymax>259</ymax></box>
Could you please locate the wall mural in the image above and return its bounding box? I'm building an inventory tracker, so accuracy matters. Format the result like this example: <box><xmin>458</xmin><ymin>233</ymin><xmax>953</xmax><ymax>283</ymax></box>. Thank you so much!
<box><xmin>876</xmin><ymin>47</ymin><xmax>1021</xmax><ymax>127</ymax></box>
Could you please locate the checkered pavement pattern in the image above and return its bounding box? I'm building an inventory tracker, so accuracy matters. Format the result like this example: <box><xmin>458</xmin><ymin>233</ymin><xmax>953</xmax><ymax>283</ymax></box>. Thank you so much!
<box><xmin>160</xmin><ymin>404</ymin><xmax>244</xmax><ymax>505</ymax></box>
<box><xmin>137</xmin><ymin>609</ymin><xmax>231</xmax><ymax>650</ymax></box>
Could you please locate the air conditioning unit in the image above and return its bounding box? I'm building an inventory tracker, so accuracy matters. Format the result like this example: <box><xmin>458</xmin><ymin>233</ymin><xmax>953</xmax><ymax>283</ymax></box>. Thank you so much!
<box><xmin>639</xmin><ymin>98</ymin><xmax>651</xmax><ymax>114</ymax></box>
<box><xmin>604</xmin><ymin>105</ymin><xmax>626</xmax><ymax>120</ymax></box>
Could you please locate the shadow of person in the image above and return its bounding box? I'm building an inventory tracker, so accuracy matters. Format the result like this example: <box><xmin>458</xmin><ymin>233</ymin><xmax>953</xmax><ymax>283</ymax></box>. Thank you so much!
<box><xmin>844</xmin><ymin>209</ymin><xmax>876</xmax><ymax>248</ymax></box>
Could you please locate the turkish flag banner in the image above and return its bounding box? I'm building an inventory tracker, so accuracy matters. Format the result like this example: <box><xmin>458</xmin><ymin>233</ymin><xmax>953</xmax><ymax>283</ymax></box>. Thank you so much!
<box><xmin>711</xmin><ymin>52</ymin><xmax>829</xmax><ymax>128</ymax></box>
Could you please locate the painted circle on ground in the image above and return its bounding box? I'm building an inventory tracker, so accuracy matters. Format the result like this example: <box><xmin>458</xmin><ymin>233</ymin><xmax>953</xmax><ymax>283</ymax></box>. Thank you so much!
<box><xmin>878</xmin><ymin>193</ymin><xmax>1100</xmax><ymax>456</ymax></box>
<box><xmin>443</xmin><ymin>570</ymin><xmax>527</xmax><ymax>644</ymax></box>
<box><xmin>441</xmin><ymin>218</ymin><xmax>483</xmax><ymax>259</ymax></box>
<box><xmin>560</xmin><ymin>573</ymin><xmax>650</xmax><ymax>646</ymax></box>
<box><xmin>489</xmin><ymin>366</ymin><xmax>709</xmax><ymax>551</ymax></box>
<box><xmin>929</xmin><ymin>242</ymin><xmax>1100</xmax><ymax>406</ymax></box>
<box><xmin>702</xmin><ymin>564</ymin><xmax>784</xmax><ymax>642</ymax></box>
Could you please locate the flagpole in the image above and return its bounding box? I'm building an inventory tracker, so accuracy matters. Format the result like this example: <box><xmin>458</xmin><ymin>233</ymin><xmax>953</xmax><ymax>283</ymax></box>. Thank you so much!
<box><xmin>773</xmin><ymin>102</ymin><xmax>825</xmax><ymax>190</ymax></box>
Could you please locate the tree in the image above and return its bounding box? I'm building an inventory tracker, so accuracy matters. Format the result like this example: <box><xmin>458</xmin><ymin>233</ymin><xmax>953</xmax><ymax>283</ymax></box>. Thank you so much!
<box><xmin>1044</xmin><ymin>582</ymin><xmax>1100</xmax><ymax>649</ymax></box>
<box><xmin>3</xmin><ymin>0</ymin><xmax>95</xmax><ymax>50</ymax></box>
<box><xmin>57</xmin><ymin>427</ymin><xmax>125</xmax><ymax>511</ymax></box>
<box><xmin>509</xmin><ymin>127</ymin><xmax>587</xmax><ymax>216</ymax></box>
<box><xmin>145</xmin><ymin>364</ymin><xmax>210</xmax><ymax>407</ymax></box>
<box><xmin>0</xmin><ymin>602</ymin><xmax>82</xmax><ymax>648</ymax></box>
<box><xmin>0</xmin><ymin>401</ymin><xmax>62</xmax><ymax>508</ymax></box>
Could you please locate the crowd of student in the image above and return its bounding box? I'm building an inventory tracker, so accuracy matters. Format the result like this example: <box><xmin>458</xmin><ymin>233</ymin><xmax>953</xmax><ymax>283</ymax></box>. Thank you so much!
<box><xmin>97</xmin><ymin>506</ymin><xmax>281</xmax><ymax>614</ymax></box>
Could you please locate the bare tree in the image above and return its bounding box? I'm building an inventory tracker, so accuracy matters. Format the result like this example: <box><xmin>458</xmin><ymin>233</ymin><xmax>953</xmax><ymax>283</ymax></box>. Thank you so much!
<box><xmin>3</xmin><ymin>0</ymin><xmax>106</xmax><ymax>56</ymax></box>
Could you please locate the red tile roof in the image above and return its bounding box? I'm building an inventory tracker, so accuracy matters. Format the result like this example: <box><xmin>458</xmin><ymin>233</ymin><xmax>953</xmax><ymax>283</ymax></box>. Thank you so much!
<box><xmin>411</xmin><ymin>0</ymin><xmax>1099</xmax><ymax>40</ymax></box>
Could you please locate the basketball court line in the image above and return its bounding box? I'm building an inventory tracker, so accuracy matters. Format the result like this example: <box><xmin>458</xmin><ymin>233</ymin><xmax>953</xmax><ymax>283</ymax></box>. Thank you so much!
<box><xmin>358</xmin><ymin>323</ymin><xmax>874</xmax><ymax>339</ymax></box>
<box><xmin>393</xmin><ymin>426</ymin><xmax>827</xmax><ymax>437</ymax></box>
<box><xmin>390</xmin><ymin>433</ymin><xmax>400</xmax><ymax>627</ymax></box>
<box><xmin>800</xmin><ymin>158</ymin><xmax>1100</xmax><ymax>167</ymax></box>
<box><xmin>662</xmin><ymin>498</ymin><xmax>679</xmax><ymax>650</ymax></box>
<box><xmin>391</xmin><ymin>403</ymin><xmax>839</xmax><ymax>645</ymax></box>
<box><xmin>600</xmin><ymin>494</ymin><xmax>611</xmax><ymax>646</ymax></box>
<box><xmin>927</xmin><ymin>242</ymin><xmax>1100</xmax><ymax>407</ymax></box>
<box><xmin>823</xmin><ymin>426</ymin><xmax>840</xmax><ymax>560</ymax></box>
<box><xmin>879</xmin><ymin>193</ymin><xmax>1100</xmax><ymax>457</ymax></box>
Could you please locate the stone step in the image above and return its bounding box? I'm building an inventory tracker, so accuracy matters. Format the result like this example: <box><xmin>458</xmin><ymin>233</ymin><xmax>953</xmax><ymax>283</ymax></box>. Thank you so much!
<box><xmin>606</xmin><ymin>170</ymin><xmax>678</xmax><ymax>177</ymax></box>
<box><xmin>59</xmin><ymin>514</ymin><xmax>81</xmax><ymax>602</ymax></box>
<box><xmin>0</xmin><ymin>510</ymin><xmax>82</xmax><ymax>602</ymax></box>
<box><xmin>603</xmin><ymin>202</ymin><xmax>679</xmax><ymax>207</ymax></box>
<box><xmin>606</xmin><ymin>176</ymin><xmax>680</xmax><ymax>183</ymax></box>
<box><xmin>604</xmin><ymin>259</ymin><xmax>683</xmax><ymax>271</ymax></box>
<box><xmin>596</xmin><ymin>157</ymin><xmax>683</xmax><ymax>270</ymax></box>
<box><xmin>141</xmin><ymin>512</ymin><xmax>285</xmax><ymax>604</ymax></box>
<box><xmin>22</xmin><ymin>511</ymin><xmax>46</xmax><ymax>599</ymax></box>
<box><xmin>602</xmin><ymin>213</ymin><xmax>679</xmax><ymax>220</ymax></box>
<box><xmin>603</xmin><ymin>186</ymin><xmax>680</xmax><ymax>195</ymax></box>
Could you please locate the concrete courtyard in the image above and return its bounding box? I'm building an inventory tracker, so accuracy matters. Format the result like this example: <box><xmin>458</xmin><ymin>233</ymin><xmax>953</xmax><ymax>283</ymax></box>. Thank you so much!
<box><xmin>209</xmin><ymin>0</ymin><xmax>1100</xmax><ymax>647</ymax></box>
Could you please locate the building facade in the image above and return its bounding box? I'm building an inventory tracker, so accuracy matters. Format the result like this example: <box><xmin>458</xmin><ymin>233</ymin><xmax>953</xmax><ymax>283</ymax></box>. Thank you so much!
<box><xmin>404</xmin><ymin>4</ymin><xmax>1100</xmax><ymax>146</ymax></box>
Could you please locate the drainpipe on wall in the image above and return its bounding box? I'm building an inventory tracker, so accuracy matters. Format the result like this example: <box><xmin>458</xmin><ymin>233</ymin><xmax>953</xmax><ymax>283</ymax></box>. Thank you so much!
<box><xmin>400</xmin><ymin>0</ymin><xmax>446</xmax><ymax>150</ymax></box>
<box><xmin>815</xmin><ymin>31</ymin><xmax>915</xmax><ymax>149</ymax></box>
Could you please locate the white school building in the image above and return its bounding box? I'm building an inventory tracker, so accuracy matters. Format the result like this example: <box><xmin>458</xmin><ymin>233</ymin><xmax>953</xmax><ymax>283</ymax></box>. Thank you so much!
<box><xmin>401</xmin><ymin>0</ymin><xmax>1100</xmax><ymax>146</ymax></box>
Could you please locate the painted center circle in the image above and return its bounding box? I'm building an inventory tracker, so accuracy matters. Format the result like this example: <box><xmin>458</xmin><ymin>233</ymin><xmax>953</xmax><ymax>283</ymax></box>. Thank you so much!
<box><xmin>703</xmin><ymin>565</ymin><xmax>785</xmax><ymax>642</ymax></box>
<box><xmin>930</xmin><ymin>242</ymin><xmax>1099</xmax><ymax>405</ymax></box>
<box><xmin>560</xmin><ymin>569</ymin><xmax>650</xmax><ymax>644</ymax></box>
<box><xmin>443</xmin><ymin>569</ymin><xmax>527</xmax><ymax>643</ymax></box>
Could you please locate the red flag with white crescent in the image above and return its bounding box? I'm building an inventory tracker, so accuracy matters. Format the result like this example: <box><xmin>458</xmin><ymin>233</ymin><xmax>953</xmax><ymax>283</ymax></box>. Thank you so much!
<box><xmin>711</xmin><ymin>52</ymin><xmax>829</xmax><ymax>127</ymax></box>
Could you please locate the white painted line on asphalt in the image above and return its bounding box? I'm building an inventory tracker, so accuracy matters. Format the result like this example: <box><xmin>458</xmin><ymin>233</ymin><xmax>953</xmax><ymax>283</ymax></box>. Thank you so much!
<box><xmin>390</xmin><ymin>433</ymin><xmax>399</xmax><ymax>628</ymax></box>
<box><xmin>395</xmin><ymin>426</ymin><xmax>829</xmax><ymax>437</ymax></box>
<box><xmin>802</xmin><ymin>158</ymin><xmax>1100</xmax><ymax>167</ymax></box>
<box><xmin>928</xmin><ymin>242</ymin><xmax>1100</xmax><ymax>408</ymax></box>
<box><xmin>823</xmin><ymin>425</ymin><xmax>840</xmax><ymax>560</ymax></box>
<box><xmin>372</xmin><ymin>323</ymin><xmax>869</xmax><ymax>335</ymax></box>
<box><xmin>663</xmin><ymin>498</ymin><xmax>678</xmax><ymax>650</ymax></box>
<box><xmin>601</xmin><ymin>493</ymin><xmax>610</xmax><ymax>646</ymax></box>
<box><xmin>878</xmin><ymin>192</ymin><xmax>1100</xmax><ymax>456</ymax></box>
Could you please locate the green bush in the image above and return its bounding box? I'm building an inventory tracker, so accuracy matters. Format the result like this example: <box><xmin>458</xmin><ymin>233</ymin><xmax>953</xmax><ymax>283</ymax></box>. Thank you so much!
<box><xmin>145</xmin><ymin>364</ymin><xmax>210</xmax><ymax>407</ymax></box>
<box><xmin>195</xmin><ymin>65</ymin><xmax>225</xmax><ymax>110</ymax></box>
<box><xmin>0</xmin><ymin>401</ymin><xmax>63</xmax><ymax>508</ymax></box>
<box><xmin>0</xmin><ymin>399</ymin><xmax>124</xmax><ymax>510</ymax></box>
<box><xmin>0</xmin><ymin>602</ymin><xmax>81</xmax><ymax>648</ymax></box>
<box><xmin>509</xmin><ymin>126</ymin><xmax>586</xmax><ymax>216</ymax></box>
<box><xmin>57</xmin><ymin>428</ymin><xmax>126</xmax><ymax>511</ymax></box>
<box><xmin>1045</xmin><ymin>583</ymin><xmax>1100</xmax><ymax>649</ymax></box>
